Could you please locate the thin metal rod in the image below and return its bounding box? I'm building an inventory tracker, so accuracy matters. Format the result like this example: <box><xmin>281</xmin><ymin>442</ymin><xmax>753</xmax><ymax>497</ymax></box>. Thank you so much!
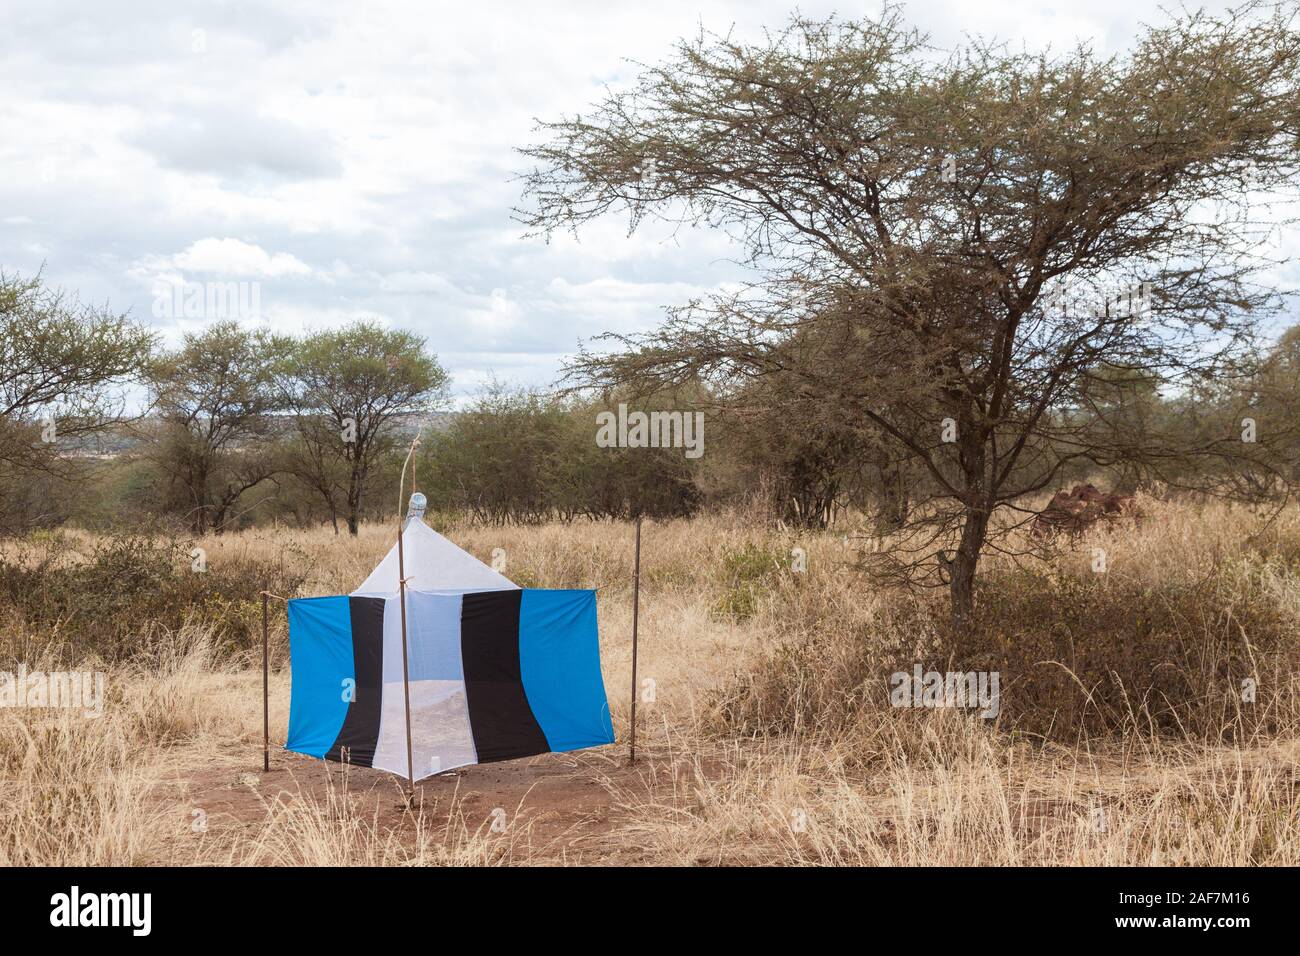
<box><xmin>262</xmin><ymin>587</ymin><xmax>270</xmax><ymax>773</ymax></box>
<box><xmin>397</xmin><ymin>528</ymin><xmax>415</xmax><ymax>801</ymax></box>
<box><xmin>629</xmin><ymin>515</ymin><xmax>642</xmax><ymax>764</ymax></box>
<box><xmin>396</xmin><ymin>433</ymin><xmax>421</xmax><ymax>803</ymax></box>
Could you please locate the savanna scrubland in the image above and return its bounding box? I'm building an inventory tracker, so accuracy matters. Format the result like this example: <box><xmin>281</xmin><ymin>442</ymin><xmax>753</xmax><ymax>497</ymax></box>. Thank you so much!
<box><xmin>5</xmin><ymin>2</ymin><xmax>1300</xmax><ymax>868</ymax></box>
<box><xmin>1</xmin><ymin>495</ymin><xmax>1295</xmax><ymax>866</ymax></box>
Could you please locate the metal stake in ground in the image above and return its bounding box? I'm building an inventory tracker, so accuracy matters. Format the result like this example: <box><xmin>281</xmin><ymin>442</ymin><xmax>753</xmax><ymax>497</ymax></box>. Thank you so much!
<box><xmin>629</xmin><ymin>515</ymin><xmax>642</xmax><ymax>764</ymax></box>
<box><xmin>262</xmin><ymin>587</ymin><xmax>269</xmax><ymax>773</ymax></box>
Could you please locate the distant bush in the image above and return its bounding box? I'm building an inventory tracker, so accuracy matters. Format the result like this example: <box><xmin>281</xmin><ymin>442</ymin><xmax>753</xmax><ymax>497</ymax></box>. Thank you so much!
<box><xmin>421</xmin><ymin>384</ymin><xmax>701</xmax><ymax>524</ymax></box>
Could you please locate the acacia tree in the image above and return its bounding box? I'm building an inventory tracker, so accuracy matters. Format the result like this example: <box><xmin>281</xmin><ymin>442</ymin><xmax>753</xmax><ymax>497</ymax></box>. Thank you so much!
<box><xmin>0</xmin><ymin>271</ymin><xmax>153</xmax><ymax>470</ymax></box>
<box><xmin>282</xmin><ymin>322</ymin><xmax>448</xmax><ymax>535</ymax></box>
<box><xmin>0</xmin><ymin>271</ymin><xmax>153</xmax><ymax>530</ymax></box>
<box><xmin>518</xmin><ymin>3</ymin><xmax>1300</xmax><ymax>633</ymax></box>
<box><xmin>145</xmin><ymin>321</ymin><xmax>289</xmax><ymax>534</ymax></box>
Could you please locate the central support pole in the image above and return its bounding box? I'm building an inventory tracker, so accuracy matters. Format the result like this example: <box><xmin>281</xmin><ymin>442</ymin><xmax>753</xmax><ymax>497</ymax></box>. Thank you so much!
<box><xmin>396</xmin><ymin>433</ymin><xmax>422</xmax><ymax>806</ymax></box>
<box><xmin>629</xmin><ymin>515</ymin><xmax>642</xmax><ymax>764</ymax></box>
<box><xmin>262</xmin><ymin>587</ymin><xmax>270</xmax><ymax>773</ymax></box>
<box><xmin>397</xmin><ymin>523</ymin><xmax>415</xmax><ymax>804</ymax></box>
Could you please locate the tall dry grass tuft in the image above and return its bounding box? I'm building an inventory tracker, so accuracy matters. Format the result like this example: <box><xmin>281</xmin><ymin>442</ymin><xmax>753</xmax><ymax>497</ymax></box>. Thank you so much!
<box><xmin>0</xmin><ymin>640</ymin><xmax>160</xmax><ymax>865</ymax></box>
<box><xmin>201</xmin><ymin>777</ymin><xmax>527</xmax><ymax>866</ymax></box>
<box><xmin>710</xmin><ymin>494</ymin><xmax>1300</xmax><ymax>746</ymax></box>
<box><xmin>615</xmin><ymin>724</ymin><xmax>1300</xmax><ymax>865</ymax></box>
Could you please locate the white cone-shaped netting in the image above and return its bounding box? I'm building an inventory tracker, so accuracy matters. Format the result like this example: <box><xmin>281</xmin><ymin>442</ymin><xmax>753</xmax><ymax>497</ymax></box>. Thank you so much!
<box><xmin>352</xmin><ymin>518</ymin><xmax>517</xmax><ymax>596</ymax></box>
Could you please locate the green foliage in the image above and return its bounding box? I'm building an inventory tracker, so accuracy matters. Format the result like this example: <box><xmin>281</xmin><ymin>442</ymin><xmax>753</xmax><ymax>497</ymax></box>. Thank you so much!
<box><xmin>144</xmin><ymin>321</ymin><xmax>291</xmax><ymax>534</ymax></box>
<box><xmin>421</xmin><ymin>384</ymin><xmax>701</xmax><ymax>523</ymax></box>
<box><xmin>289</xmin><ymin>323</ymin><xmax>447</xmax><ymax>413</ymax></box>
<box><xmin>0</xmin><ymin>270</ymin><xmax>153</xmax><ymax>532</ymax></box>
<box><xmin>0</xmin><ymin>531</ymin><xmax>307</xmax><ymax>663</ymax></box>
<box><xmin>0</xmin><ymin>271</ymin><xmax>154</xmax><ymax>446</ymax></box>
<box><xmin>283</xmin><ymin>321</ymin><xmax>450</xmax><ymax>534</ymax></box>
<box><xmin>713</xmin><ymin>542</ymin><xmax>785</xmax><ymax>622</ymax></box>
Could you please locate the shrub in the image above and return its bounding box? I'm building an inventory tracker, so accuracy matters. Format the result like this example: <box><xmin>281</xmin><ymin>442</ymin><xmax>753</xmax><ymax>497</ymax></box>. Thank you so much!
<box><xmin>713</xmin><ymin>542</ymin><xmax>787</xmax><ymax>622</ymax></box>
<box><xmin>709</xmin><ymin>553</ymin><xmax>1299</xmax><ymax>744</ymax></box>
<box><xmin>0</xmin><ymin>530</ymin><xmax>307</xmax><ymax>664</ymax></box>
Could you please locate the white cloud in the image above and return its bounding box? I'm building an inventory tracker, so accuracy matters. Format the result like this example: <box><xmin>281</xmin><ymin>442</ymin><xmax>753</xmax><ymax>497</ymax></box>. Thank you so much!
<box><xmin>145</xmin><ymin>238</ymin><xmax>314</xmax><ymax>278</ymax></box>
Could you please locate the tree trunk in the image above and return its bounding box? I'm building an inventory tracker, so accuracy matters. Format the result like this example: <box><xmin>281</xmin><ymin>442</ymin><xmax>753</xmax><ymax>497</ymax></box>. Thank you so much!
<box><xmin>876</xmin><ymin>461</ymin><xmax>910</xmax><ymax>532</ymax></box>
<box><xmin>192</xmin><ymin>494</ymin><xmax>209</xmax><ymax>536</ymax></box>
<box><xmin>346</xmin><ymin>464</ymin><xmax>362</xmax><ymax>536</ymax></box>
<box><xmin>949</xmin><ymin>506</ymin><xmax>990</xmax><ymax>637</ymax></box>
<box><xmin>189</xmin><ymin>460</ymin><xmax>211</xmax><ymax>536</ymax></box>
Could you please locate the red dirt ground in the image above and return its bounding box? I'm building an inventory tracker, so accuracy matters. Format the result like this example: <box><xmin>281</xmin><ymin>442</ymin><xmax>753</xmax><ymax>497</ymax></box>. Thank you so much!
<box><xmin>174</xmin><ymin>744</ymin><xmax>674</xmax><ymax>865</ymax></box>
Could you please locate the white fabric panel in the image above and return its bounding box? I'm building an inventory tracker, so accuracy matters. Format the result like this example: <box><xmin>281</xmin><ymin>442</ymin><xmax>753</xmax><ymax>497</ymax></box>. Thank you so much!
<box><xmin>370</xmin><ymin>591</ymin><xmax>478</xmax><ymax>781</ymax></box>
<box><xmin>352</xmin><ymin>519</ymin><xmax>517</xmax><ymax>596</ymax></box>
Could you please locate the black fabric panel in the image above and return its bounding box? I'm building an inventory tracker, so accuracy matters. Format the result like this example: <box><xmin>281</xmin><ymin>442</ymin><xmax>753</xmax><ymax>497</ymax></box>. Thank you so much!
<box><xmin>325</xmin><ymin>596</ymin><xmax>385</xmax><ymax>767</ymax></box>
<box><xmin>460</xmin><ymin>589</ymin><xmax>549</xmax><ymax>763</ymax></box>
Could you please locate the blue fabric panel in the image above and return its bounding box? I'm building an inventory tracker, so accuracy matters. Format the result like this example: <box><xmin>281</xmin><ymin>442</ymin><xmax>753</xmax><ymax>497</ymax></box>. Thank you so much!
<box><xmin>518</xmin><ymin>589</ymin><xmax>615</xmax><ymax>753</ymax></box>
<box><xmin>286</xmin><ymin>595</ymin><xmax>355</xmax><ymax>758</ymax></box>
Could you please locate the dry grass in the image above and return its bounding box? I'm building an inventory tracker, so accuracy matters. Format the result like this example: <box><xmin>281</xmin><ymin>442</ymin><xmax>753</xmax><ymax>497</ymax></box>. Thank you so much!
<box><xmin>0</xmin><ymin>499</ymin><xmax>1297</xmax><ymax>865</ymax></box>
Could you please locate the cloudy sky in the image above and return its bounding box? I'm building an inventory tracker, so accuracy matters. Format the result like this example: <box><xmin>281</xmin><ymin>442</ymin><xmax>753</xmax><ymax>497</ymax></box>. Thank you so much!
<box><xmin>0</xmin><ymin>0</ymin><xmax>1274</xmax><ymax>403</ymax></box>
